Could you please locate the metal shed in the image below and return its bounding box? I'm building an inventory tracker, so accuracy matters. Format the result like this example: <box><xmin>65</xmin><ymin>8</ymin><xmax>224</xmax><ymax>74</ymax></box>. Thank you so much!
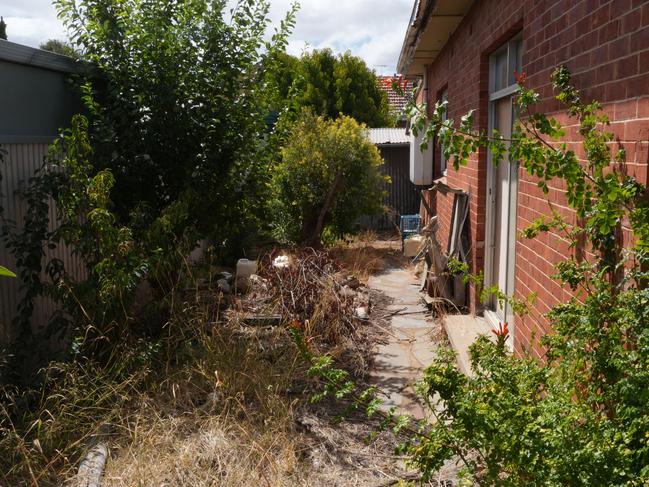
<box><xmin>361</xmin><ymin>128</ymin><xmax>423</xmax><ymax>231</ymax></box>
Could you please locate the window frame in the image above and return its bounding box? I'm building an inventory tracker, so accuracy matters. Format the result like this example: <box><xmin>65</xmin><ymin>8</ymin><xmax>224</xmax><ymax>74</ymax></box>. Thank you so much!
<box><xmin>438</xmin><ymin>88</ymin><xmax>449</xmax><ymax>177</ymax></box>
<box><xmin>484</xmin><ymin>33</ymin><xmax>523</xmax><ymax>349</ymax></box>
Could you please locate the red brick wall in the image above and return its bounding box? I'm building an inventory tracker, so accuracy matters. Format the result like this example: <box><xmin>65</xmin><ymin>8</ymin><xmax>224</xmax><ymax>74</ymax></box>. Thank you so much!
<box><xmin>421</xmin><ymin>0</ymin><xmax>649</xmax><ymax>357</ymax></box>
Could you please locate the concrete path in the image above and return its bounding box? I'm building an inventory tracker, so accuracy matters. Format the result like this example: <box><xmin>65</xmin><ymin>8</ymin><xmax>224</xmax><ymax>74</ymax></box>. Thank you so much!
<box><xmin>444</xmin><ymin>314</ymin><xmax>492</xmax><ymax>377</ymax></box>
<box><xmin>368</xmin><ymin>267</ymin><xmax>435</xmax><ymax>419</ymax></box>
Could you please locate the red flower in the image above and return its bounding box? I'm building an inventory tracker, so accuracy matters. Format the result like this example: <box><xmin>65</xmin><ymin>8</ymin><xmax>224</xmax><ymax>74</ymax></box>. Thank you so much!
<box><xmin>492</xmin><ymin>322</ymin><xmax>510</xmax><ymax>339</ymax></box>
<box><xmin>514</xmin><ymin>71</ymin><xmax>527</xmax><ymax>85</ymax></box>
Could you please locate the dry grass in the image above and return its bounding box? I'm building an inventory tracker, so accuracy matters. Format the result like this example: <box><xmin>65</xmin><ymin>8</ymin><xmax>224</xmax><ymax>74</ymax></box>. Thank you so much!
<box><xmin>0</xmin><ymin>313</ymin><xmax>308</xmax><ymax>485</ymax></box>
<box><xmin>328</xmin><ymin>232</ymin><xmax>405</xmax><ymax>281</ymax></box>
<box><xmin>0</xmin><ymin>246</ymin><xmax>413</xmax><ymax>486</ymax></box>
<box><xmin>103</xmin><ymin>389</ymin><xmax>308</xmax><ymax>487</ymax></box>
<box><xmin>0</xmin><ymin>349</ymin><xmax>152</xmax><ymax>485</ymax></box>
<box><xmin>98</xmin><ymin>304</ymin><xmax>314</xmax><ymax>486</ymax></box>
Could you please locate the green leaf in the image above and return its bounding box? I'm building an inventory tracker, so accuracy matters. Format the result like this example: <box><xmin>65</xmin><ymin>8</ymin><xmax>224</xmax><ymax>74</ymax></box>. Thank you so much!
<box><xmin>0</xmin><ymin>266</ymin><xmax>16</xmax><ymax>278</ymax></box>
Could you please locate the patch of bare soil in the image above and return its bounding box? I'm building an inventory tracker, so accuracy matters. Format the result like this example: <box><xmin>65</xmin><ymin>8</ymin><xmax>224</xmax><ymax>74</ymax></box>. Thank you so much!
<box><xmin>328</xmin><ymin>236</ymin><xmax>408</xmax><ymax>282</ymax></box>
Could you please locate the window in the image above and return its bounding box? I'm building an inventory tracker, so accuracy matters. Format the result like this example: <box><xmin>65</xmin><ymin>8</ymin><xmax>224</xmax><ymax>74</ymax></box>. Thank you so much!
<box><xmin>439</xmin><ymin>89</ymin><xmax>448</xmax><ymax>176</ymax></box>
<box><xmin>489</xmin><ymin>37</ymin><xmax>523</xmax><ymax>98</ymax></box>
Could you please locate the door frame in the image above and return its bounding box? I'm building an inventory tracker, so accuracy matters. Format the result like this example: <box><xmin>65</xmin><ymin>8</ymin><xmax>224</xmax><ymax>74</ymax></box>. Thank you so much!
<box><xmin>484</xmin><ymin>35</ymin><xmax>522</xmax><ymax>348</ymax></box>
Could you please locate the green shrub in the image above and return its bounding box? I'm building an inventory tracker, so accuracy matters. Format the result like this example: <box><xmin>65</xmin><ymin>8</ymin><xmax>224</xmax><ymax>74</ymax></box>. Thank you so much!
<box><xmin>271</xmin><ymin>111</ymin><xmax>388</xmax><ymax>246</ymax></box>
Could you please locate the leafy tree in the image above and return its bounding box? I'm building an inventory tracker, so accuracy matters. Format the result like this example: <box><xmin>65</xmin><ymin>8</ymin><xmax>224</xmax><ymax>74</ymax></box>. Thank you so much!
<box><xmin>271</xmin><ymin>110</ymin><xmax>387</xmax><ymax>246</ymax></box>
<box><xmin>53</xmin><ymin>0</ymin><xmax>296</xmax><ymax>253</ymax></box>
<box><xmin>39</xmin><ymin>39</ymin><xmax>79</xmax><ymax>58</ymax></box>
<box><xmin>266</xmin><ymin>50</ymin><xmax>301</xmax><ymax>107</ymax></box>
<box><xmin>264</xmin><ymin>49</ymin><xmax>393</xmax><ymax>245</ymax></box>
<box><xmin>1</xmin><ymin>0</ymin><xmax>297</xmax><ymax>371</ymax></box>
<box><xmin>0</xmin><ymin>17</ymin><xmax>7</xmax><ymax>41</ymax></box>
<box><xmin>273</xmin><ymin>49</ymin><xmax>393</xmax><ymax>127</ymax></box>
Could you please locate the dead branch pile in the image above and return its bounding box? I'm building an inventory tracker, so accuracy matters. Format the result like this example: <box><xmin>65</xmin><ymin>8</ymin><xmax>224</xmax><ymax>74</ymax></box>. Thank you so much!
<box><xmin>244</xmin><ymin>249</ymin><xmax>384</xmax><ymax>376</ymax></box>
<box><xmin>261</xmin><ymin>249</ymin><xmax>340</xmax><ymax>322</ymax></box>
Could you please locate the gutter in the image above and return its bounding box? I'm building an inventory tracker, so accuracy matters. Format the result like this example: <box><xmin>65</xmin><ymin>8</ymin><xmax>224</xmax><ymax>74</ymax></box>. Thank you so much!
<box><xmin>397</xmin><ymin>0</ymin><xmax>438</xmax><ymax>76</ymax></box>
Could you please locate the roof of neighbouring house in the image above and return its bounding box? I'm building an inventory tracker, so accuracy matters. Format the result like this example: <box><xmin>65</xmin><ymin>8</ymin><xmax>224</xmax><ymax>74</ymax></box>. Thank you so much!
<box><xmin>367</xmin><ymin>128</ymin><xmax>410</xmax><ymax>146</ymax></box>
<box><xmin>378</xmin><ymin>76</ymin><xmax>414</xmax><ymax>116</ymax></box>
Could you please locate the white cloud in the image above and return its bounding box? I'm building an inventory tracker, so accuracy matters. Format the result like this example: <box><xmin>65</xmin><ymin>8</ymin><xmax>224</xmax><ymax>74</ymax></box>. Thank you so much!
<box><xmin>2</xmin><ymin>0</ymin><xmax>66</xmax><ymax>47</ymax></box>
<box><xmin>1</xmin><ymin>0</ymin><xmax>413</xmax><ymax>74</ymax></box>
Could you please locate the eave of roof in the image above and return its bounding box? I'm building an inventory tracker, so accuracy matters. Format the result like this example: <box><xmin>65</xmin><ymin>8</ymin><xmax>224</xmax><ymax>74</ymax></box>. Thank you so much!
<box><xmin>0</xmin><ymin>39</ymin><xmax>80</xmax><ymax>74</ymax></box>
<box><xmin>397</xmin><ymin>0</ymin><xmax>474</xmax><ymax>78</ymax></box>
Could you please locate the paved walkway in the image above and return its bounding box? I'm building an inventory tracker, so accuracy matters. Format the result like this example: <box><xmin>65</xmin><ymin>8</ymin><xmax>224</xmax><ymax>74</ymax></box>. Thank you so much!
<box><xmin>368</xmin><ymin>267</ymin><xmax>436</xmax><ymax>419</ymax></box>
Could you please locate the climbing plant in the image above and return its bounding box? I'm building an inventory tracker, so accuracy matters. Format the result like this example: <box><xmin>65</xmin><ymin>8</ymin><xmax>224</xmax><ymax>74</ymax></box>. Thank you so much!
<box><xmin>299</xmin><ymin>67</ymin><xmax>649</xmax><ymax>485</ymax></box>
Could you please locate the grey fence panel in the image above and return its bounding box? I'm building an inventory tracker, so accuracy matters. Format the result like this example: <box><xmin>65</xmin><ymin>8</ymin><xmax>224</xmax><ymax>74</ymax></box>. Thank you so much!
<box><xmin>0</xmin><ymin>142</ymin><xmax>87</xmax><ymax>344</ymax></box>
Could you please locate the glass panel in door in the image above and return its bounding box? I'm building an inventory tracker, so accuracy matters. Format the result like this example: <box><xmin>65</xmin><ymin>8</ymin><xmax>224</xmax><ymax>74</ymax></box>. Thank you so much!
<box><xmin>491</xmin><ymin>96</ymin><xmax>516</xmax><ymax>321</ymax></box>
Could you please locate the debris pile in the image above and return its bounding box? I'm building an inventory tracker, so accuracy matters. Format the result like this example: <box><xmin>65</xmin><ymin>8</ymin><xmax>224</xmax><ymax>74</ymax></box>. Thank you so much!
<box><xmin>212</xmin><ymin>250</ymin><xmax>386</xmax><ymax>376</ymax></box>
<box><xmin>183</xmin><ymin>249</ymin><xmax>389</xmax><ymax>377</ymax></box>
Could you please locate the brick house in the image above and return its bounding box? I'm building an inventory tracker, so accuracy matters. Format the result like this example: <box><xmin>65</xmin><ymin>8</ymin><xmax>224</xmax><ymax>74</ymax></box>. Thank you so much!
<box><xmin>397</xmin><ymin>0</ymin><xmax>649</xmax><ymax>357</ymax></box>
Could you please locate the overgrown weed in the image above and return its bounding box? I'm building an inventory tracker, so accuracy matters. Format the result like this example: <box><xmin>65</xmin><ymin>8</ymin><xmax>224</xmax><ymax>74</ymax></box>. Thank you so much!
<box><xmin>0</xmin><ymin>266</ymin><xmax>305</xmax><ymax>485</ymax></box>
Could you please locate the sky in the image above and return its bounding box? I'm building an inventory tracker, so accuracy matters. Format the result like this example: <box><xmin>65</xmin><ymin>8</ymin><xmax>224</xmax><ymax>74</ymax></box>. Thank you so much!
<box><xmin>0</xmin><ymin>0</ymin><xmax>414</xmax><ymax>75</ymax></box>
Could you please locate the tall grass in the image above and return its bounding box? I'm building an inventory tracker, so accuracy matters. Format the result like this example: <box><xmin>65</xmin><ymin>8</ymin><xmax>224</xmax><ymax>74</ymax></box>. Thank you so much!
<box><xmin>0</xmin><ymin>264</ymin><xmax>307</xmax><ymax>485</ymax></box>
<box><xmin>0</xmin><ymin>245</ymin><xmax>389</xmax><ymax>485</ymax></box>
<box><xmin>328</xmin><ymin>231</ymin><xmax>404</xmax><ymax>281</ymax></box>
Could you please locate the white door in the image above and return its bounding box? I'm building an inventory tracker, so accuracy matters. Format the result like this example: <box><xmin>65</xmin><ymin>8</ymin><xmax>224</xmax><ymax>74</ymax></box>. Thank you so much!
<box><xmin>485</xmin><ymin>36</ymin><xmax>522</xmax><ymax>333</ymax></box>
<box><xmin>490</xmin><ymin>96</ymin><xmax>517</xmax><ymax>322</ymax></box>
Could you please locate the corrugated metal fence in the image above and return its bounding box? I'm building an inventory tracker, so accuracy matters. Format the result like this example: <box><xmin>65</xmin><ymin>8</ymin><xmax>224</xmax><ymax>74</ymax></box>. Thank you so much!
<box><xmin>0</xmin><ymin>142</ymin><xmax>86</xmax><ymax>344</ymax></box>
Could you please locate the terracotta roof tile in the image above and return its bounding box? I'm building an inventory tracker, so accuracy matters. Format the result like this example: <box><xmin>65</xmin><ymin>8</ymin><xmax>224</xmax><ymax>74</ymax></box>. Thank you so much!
<box><xmin>378</xmin><ymin>76</ymin><xmax>414</xmax><ymax>116</ymax></box>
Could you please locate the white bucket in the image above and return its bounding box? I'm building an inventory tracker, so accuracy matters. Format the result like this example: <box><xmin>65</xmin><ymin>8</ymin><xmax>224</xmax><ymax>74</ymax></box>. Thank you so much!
<box><xmin>236</xmin><ymin>259</ymin><xmax>258</xmax><ymax>280</ymax></box>
<box><xmin>403</xmin><ymin>235</ymin><xmax>424</xmax><ymax>257</ymax></box>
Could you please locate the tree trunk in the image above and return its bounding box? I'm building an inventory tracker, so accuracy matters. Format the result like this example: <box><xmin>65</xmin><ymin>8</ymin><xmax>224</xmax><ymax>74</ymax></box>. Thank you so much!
<box><xmin>301</xmin><ymin>172</ymin><xmax>344</xmax><ymax>248</ymax></box>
